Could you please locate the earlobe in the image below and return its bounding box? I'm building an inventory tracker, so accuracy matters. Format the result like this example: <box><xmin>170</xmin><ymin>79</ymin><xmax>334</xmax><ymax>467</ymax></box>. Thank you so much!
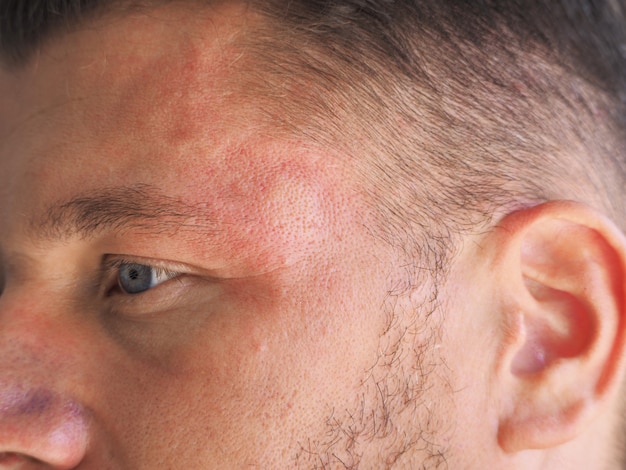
<box><xmin>490</xmin><ymin>202</ymin><xmax>626</xmax><ymax>453</ymax></box>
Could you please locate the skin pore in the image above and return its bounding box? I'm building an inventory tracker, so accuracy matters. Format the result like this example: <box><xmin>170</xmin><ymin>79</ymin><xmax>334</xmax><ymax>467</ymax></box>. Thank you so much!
<box><xmin>2</xmin><ymin>2</ymin><xmax>626</xmax><ymax>469</ymax></box>
<box><xmin>0</xmin><ymin>3</ymin><xmax>456</xmax><ymax>468</ymax></box>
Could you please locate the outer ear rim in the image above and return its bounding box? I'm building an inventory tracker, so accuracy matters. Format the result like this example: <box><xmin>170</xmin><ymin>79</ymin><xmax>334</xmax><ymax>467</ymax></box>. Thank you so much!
<box><xmin>487</xmin><ymin>200</ymin><xmax>626</xmax><ymax>453</ymax></box>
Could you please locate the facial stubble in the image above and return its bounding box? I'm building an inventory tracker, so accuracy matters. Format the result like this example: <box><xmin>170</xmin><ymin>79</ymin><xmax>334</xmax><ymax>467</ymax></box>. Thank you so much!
<box><xmin>293</xmin><ymin>289</ymin><xmax>454</xmax><ymax>470</ymax></box>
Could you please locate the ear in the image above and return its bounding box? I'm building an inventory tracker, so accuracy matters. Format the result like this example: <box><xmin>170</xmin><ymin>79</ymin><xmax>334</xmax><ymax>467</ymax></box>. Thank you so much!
<box><xmin>490</xmin><ymin>201</ymin><xmax>626</xmax><ymax>453</ymax></box>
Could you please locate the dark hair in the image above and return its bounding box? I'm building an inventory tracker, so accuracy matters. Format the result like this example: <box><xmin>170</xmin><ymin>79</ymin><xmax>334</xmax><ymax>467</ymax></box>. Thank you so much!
<box><xmin>241</xmin><ymin>1</ymin><xmax>626</xmax><ymax>268</ymax></box>
<box><xmin>0</xmin><ymin>0</ymin><xmax>101</xmax><ymax>62</ymax></box>
<box><xmin>1</xmin><ymin>0</ymin><xmax>626</xmax><ymax>464</ymax></box>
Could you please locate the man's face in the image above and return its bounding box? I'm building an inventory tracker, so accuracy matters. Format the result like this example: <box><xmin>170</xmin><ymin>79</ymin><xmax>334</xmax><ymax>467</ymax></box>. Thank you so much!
<box><xmin>0</xmin><ymin>4</ymin><xmax>463</xmax><ymax>468</ymax></box>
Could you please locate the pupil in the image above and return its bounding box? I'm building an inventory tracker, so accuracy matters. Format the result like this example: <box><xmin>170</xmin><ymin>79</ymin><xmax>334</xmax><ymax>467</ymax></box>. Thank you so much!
<box><xmin>118</xmin><ymin>263</ymin><xmax>152</xmax><ymax>294</ymax></box>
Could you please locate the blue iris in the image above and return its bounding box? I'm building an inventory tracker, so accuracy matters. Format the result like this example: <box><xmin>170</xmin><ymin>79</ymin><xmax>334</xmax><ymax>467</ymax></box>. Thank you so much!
<box><xmin>118</xmin><ymin>263</ymin><xmax>154</xmax><ymax>294</ymax></box>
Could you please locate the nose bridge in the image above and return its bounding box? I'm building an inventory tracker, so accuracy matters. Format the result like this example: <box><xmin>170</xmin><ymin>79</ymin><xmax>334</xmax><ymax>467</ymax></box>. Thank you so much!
<box><xmin>0</xmin><ymin>284</ymin><xmax>76</xmax><ymax>377</ymax></box>
<box><xmin>0</xmin><ymin>288</ymin><xmax>91</xmax><ymax>468</ymax></box>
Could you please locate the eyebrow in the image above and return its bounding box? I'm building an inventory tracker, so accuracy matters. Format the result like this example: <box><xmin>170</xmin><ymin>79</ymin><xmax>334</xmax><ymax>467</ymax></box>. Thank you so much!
<box><xmin>33</xmin><ymin>184</ymin><xmax>218</xmax><ymax>241</ymax></box>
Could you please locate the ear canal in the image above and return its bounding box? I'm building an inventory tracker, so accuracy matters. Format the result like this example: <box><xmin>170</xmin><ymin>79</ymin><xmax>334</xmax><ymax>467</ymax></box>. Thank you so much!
<box><xmin>510</xmin><ymin>277</ymin><xmax>594</xmax><ymax>376</ymax></box>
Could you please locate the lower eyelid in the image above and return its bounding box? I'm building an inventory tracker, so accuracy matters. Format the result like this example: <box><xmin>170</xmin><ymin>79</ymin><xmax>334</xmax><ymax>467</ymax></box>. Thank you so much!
<box><xmin>106</xmin><ymin>275</ymin><xmax>195</xmax><ymax>314</ymax></box>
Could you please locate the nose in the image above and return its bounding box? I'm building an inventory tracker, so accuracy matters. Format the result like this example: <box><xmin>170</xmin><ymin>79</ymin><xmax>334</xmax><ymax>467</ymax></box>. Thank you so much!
<box><xmin>0</xmin><ymin>386</ymin><xmax>89</xmax><ymax>469</ymax></box>
<box><xmin>0</xmin><ymin>288</ymin><xmax>91</xmax><ymax>469</ymax></box>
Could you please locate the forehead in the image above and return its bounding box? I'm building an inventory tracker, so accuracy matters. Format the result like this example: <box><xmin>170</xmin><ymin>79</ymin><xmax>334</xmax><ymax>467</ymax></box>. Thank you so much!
<box><xmin>0</xmin><ymin>3</ymin><xmax>361</xmax><ymax>269</ymax></box>
<box><xmin>1</xmin><ymin>2</ymin><xmax>255</xmax><ymax>161</ymax></box>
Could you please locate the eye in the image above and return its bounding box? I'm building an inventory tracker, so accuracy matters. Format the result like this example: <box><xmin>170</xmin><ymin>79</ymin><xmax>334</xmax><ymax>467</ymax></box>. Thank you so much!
<box><xmin>117</xmin><ymin>262</ymin><xmax>179</xmax><ymax>294</ymax></box>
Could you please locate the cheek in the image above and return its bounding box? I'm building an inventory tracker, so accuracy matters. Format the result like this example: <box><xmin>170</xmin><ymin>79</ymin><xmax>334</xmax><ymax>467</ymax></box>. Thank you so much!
<box><xmin>101</xmin><ymin>250</ymin><xmax>387</xmax><ymax>462</ymax></box>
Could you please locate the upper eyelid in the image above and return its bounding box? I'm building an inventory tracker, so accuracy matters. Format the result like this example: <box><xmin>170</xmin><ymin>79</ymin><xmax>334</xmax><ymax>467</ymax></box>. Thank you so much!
<box><xmin>102</xmin><ymin>255</ymin><xmax>187</xmax><ymax>273</ymax></box>
<box><xmin>100</xmin><ymin>255</ymin><xmax>222</xmax><ymax>285</ymax></box>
